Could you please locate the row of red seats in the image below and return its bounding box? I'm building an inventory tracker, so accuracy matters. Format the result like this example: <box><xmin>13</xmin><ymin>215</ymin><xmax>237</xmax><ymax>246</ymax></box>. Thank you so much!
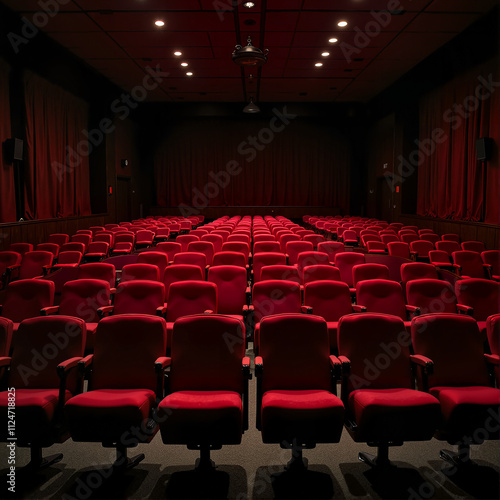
<box><xmin>0</xmin><ymin>312</ymin><xmax>498</xmax><ymax>473</ymax></box>
<box><xmin>2</xmin><ymin>272</ymin><xmax>499</xmax><ymax>359</ymax></box>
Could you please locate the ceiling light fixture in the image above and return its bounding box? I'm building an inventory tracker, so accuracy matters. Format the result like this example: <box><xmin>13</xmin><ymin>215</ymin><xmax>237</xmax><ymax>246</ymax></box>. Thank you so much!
<box><xmin>328</xmin><ymin>37</ymin><xmax>338</xmax><ymax>43</ymax></box>
<box><xmin>186</xmin><ymin>72</ymin><xmax>193</xmax><ymax>76</ymax></box>
<box><xmin>321</xmin><ymin>52</ymin><xmax>330</xmax><ymax>57</ymax></box>
<box><xmin>232</xmin><ymin>36</ymin><xmax>269</xmax><ymax>66</ymax></box>
<box><xmin>181</xmin><ymin>62</ymin><xmax>188</xmax><ymax>67</ymax></box>
<box><xmin>174</xmin><ymin>51</ymin><xmax>182</xmax><ymax>56</ymax></box>
<box><xmin>243</xmin><ymin>1</ymin><xmax>255</xmax><ymax>7</ymax></box>
<box><xmin>154</xmin><ymin>20</ymin><xmax>165</xmax><ymax>27</ymax></box>
<box><xmin>243</xmin><ymin>97</ymin><xmax>260</xmax><ymax>113</ymax></box>
<box><xmin>315</xmin><ymin>62</ymin><xmax>323</xmax><ymax>67</ymax></box>
<box><xmin>337</xmin><ymin>21</ymin><xmax>348</xmax><ymax>27</ymax></box>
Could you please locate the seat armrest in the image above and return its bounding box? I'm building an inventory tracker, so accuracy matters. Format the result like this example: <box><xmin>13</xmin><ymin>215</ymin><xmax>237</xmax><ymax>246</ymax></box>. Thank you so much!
<box><xmin>410</xmin><ymin>354</ymin><xmax>434</xmax><ymax>391</ymax></box>
<box><xmin>245</xmin><ymin>287</ymin><xmax>251</xmax><ymax>305</ymax></box>
<box><xmin>242</xmin><ymin>356</ymin><xmax>251</xmax><ymax>379</ymax></box>
<box><xmin>57</xmin><ymin>356</ymin><xmax>84</xmax><ymax>401</ymax></box>
<box><xmin>204</xmin><ymin>309</ymin><xmax>214</xmax><ymax>314</ymax></box>
<box><xmin>156</xmin><ymin>305</ymin><xmax>167</xmax><ymax>316</ymax></box>
<box><xmin>0</xmin><ymin>357</ymin><xmax>12</xmax><ymax>368</ymax></box>
<box><xmin>155</xmin><ymin>356</ymin><xmax>171</xmax><ymax>400</ymax></box>
<box><xmin>456</xmin><ymin>304</ymin><xmax>473</xmax><ymax>315</ymax></box>
<box><xmin>352</xmin><ymin>304</ymin><xmax>366</xmax><ymax>313</ymax></box>
<box><xmin>301</xmin><ymin>305</ymin><xmax>312</xmax><ymax>314</ymax></box>
<box><xmin>41</xmin><ymin>305</ymin><xmax>60</xmax><ymax>316</ymax></box>
<box><xmin>329</xmin><ymin>355</ymin><xmax>342</xmax><ymax>378</ymax></box>
<box><xmin>155</xmin><ymin>356</ymin><xmax>171</xmax><ymax>373</ymax></box>
<box><xmin>109</xmin><ymin>287</ymin><xmax>117</xmax><ymax>295</ymax></box>
<box><xmin>57</xmin><ymin>357</ymin><xmax>83</xmax><ymax>378</ymax></box>
<box><xmin>485</xmin><ymin>353</ymin><xmax>499</xmax><ymax>366</ymax></box>
<box><xmin>410</xmin><ymin>354</ymin><xmax>434</xmax><ymax>372</ymax></box>
<box><xmin>483</xmin><ymin>264</ymin><xmax>493</xmax><ymax>279</ymax></box>
<box><xmin>338</xmin><ymin>355</ymin><xmax>351</xmax><ymax>406</ymax></box>
<box><xmin>406</xmin><ymin>304</ymin><xmax>421</xmax><ymax>317</ymax></box>
<box><xmin>78</xmin><ymin>354</ymin><xmax>94</xmax><ymax>375</ymax></box>
<box><xmin>338</xmin><ymin>355</ymin><xmax>351</xmax><ymax>374</ymax></box>
<box><xmin>255</xmin><ymin>356</ymin><xmax>263</xmax><ymax>376</ymax></box>
<box><xmin>97</xmin><ymin>305</ymin><xmax>114</xmax><ymax>318</ymax></box>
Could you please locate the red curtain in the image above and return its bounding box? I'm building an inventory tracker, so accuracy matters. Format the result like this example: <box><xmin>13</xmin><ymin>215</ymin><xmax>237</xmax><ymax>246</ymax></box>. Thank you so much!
<box><xmin>24</xmin><ymin>71</ymin><xmax>91</xmax><ymax>219</ymax></box>
<box><xmin>417</xmin><ymin>59</ymin><xmax>499</xmax><ymax>224</ymax></box>
<box><xmin>0</xmin><ymin>58</ymin><xmax>17</xmax><ymax>223</ymax></box>
<box><xmin>154</xmin><ymin>116</ymin><xmax>350</xmax><ymax>212</ymax></box>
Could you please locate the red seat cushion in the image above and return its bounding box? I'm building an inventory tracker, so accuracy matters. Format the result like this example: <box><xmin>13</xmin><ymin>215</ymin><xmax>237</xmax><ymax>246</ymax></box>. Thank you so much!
<box><xmin>158</xmin><ymin>390</ymin><xmax>242</xmax><ymax>445</ymax></box>
<box><xmin>430</xmin><ymin>386</ymin><xmax>500</xmax><ymax>438</ymax></box>
<box><xmin>65</xmin><ymin>389</ymin><xmax>156</xmax><ymax>442</ymax></box>
<box><xmin>349</xmin><ymin>388</ymin><xmax>440</xmax><ymax>442</ymax></box>
<box><xmin>0</xmin><ymin>389</ymin><xmax>72</xmax><ymax>443</ymax></box>
<box><xmin>261</xmin><ymin>389</ymin><xmax>344</xmax><ymax>444</ymax></box>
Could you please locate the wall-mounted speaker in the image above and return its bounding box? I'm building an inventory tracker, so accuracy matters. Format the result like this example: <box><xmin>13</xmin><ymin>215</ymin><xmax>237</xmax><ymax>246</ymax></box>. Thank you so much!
<box><xmin>476</xmin><ymin>137</ymin><xmax>492</xmax><ymax>161</ymax></box>
<box><xmin>4</xmin><ymin>138</ymin><xmax>24</xmax><ymax>162</ymax></box>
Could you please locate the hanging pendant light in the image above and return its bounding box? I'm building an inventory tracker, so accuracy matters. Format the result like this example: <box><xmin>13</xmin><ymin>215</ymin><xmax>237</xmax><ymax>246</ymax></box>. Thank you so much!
<box><xmin>232</xmin><ymin>37</ymin><xmax>269</xmax><ymax>66</ymax></box>
<box><xmin>243</xmin><ymin>97</ymin><xmax>261</xmax><ymax>113</ymax></box>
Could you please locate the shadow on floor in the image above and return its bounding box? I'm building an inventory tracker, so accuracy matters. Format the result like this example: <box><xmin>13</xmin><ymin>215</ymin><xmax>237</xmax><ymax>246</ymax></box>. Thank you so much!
<box><xmin>340</xmin><ymin>460</ymin><xmax>454</xmax><ymax>500</ymax></box>
<box><xmin>253</xmin><ymin>463</ymin><xmax>344</xmax><ymax>499</ymax></box>
<box><xmin>151</xmin><ymin>464</ymin><xmax>247</xmax><ymax>499</ymax></box>
<box><xmin>427</xmin><ymin>459</ymin><xmax>500</xmax><ymax>500</ymax></box>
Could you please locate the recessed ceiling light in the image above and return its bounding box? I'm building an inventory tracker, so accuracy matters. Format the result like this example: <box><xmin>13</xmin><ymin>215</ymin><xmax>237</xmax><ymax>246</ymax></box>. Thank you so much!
<box><xmin>186</xmin><ymin>72</ymin><xmax>193</xmax><ymax>76</ymax></box>
<box><xmin>337</xmin><ymin>20</ymin><xmax>348</xmax><ymax>27</ymax></box>
<box><xmin>181</xmin><ymin>62</ymin><xmax>188</xmax><ymax>67</ymax></box>
<box><xmin>315</xmin><ymin>62</ymin><xmax>323</xmax><ymax>67</ymax></box>
<box><xmin>328</xmin><ymin>37</ymin><xmax>338</xmax><ymax>43</ymax></box>
<box><xmin>321</xmin><ymin>52</ymin><xmax>330</xmax><ymax>57</ymax></box>
<box><xmin>243</xmin><ymin>1</ymin><xmax>255</xmax><ymax>8</ymax></box>
<box><xmin>173</xmin><ymin>51</ymin><xmax>182</xmax><ymax>56</ymax></box>
<box><xmin>154</xmin><ymin>20</ymin><xmax>165</xmax><ymax>27</ymax></box>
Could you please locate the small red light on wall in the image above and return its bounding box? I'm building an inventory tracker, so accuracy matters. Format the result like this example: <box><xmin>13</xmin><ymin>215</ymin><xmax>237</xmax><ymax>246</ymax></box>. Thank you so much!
<box><xmin>108</xmin><ymin>185</ymin><xmax>113</xmax><ymax>196</ymax></box>
<box><xmin>396</xmin><ymin>186</ymin><xmax>400</xmax><ymax>193</ymax></box>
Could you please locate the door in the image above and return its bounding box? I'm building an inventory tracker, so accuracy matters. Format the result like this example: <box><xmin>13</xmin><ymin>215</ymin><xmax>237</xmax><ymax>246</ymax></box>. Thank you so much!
<box><xmin>116</xmin><ymin>177</ymin><xmax>131</xmax><ymax>223</ymax></box>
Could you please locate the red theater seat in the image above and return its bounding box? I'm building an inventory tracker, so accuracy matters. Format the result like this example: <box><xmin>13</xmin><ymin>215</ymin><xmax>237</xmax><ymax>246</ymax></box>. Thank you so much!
<box><xmin>65</xmin><ymin>315</ymin><xmax>167</xmax><ymax>470</ymax></box>
<box><xmin>158</xmin><ymin>314</ymin><xmax>250</xmax><ymax>470</ymax></box>
<box><xmin>165</xmin><ymin>280</ymin><xmax>218</xmax><ymax>352</ymax></box>
<box><xmin>251</xmin><ymin>280</ymin><xmax>307</xmax><ymax>354</ymax></box>
<box><xmin>120</xmin><ymin>263</ymin><xmax>160</xmax><ymax>282</ymax></box>
<box><xmin>338</xmin><ymin>313</ymin><xmax>441</xmax><ymax>468</ymax></box>
<box><xmin>256</xmin><ymin>314</ymin><xmax>344</xmax><ymax>470</ymax></box>
<box><xmin>0</xmin><ymin>279</ymin><xmax>55</xmax><ymax>334</ymax></box>
<box><xmin>304</xmin><ymin>280</ymin><xmax>361</xmax><ymax>353</ymax></box>
<box><xmin>0</xmin><ymin>316</ymin><xmax>86</xmax><ymax>469</ymax></box>
<box><xmin>411</xmin><ymin>314</ymin><xmax>500</xmax><ymax>467</ymax></box>
<box><xmin>42</xmin><ymin>278</ymin><xmax>110</xmax><ymax>353</ymax></box>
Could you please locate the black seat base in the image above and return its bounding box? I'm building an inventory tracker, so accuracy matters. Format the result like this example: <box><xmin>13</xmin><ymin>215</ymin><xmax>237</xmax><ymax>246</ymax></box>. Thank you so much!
<box><xmin>23</xmin><ymin>448</ymin><xmax>63</xmax><ymax>471</ymax></box>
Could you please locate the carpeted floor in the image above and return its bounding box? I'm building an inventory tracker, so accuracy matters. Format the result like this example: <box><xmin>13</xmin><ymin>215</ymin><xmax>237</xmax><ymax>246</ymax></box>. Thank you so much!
<box><xmin>1</xmin><ymin>348</ymin><xmax>499</xmax><ymax>500</ymax></box>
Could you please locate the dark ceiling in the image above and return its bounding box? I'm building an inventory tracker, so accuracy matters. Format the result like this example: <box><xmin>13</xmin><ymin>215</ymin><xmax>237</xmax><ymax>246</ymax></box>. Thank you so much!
<box><xmin>1</xmin><ymin>0</ymin><xmax>497</xmax><ymax>103</ymax></box>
